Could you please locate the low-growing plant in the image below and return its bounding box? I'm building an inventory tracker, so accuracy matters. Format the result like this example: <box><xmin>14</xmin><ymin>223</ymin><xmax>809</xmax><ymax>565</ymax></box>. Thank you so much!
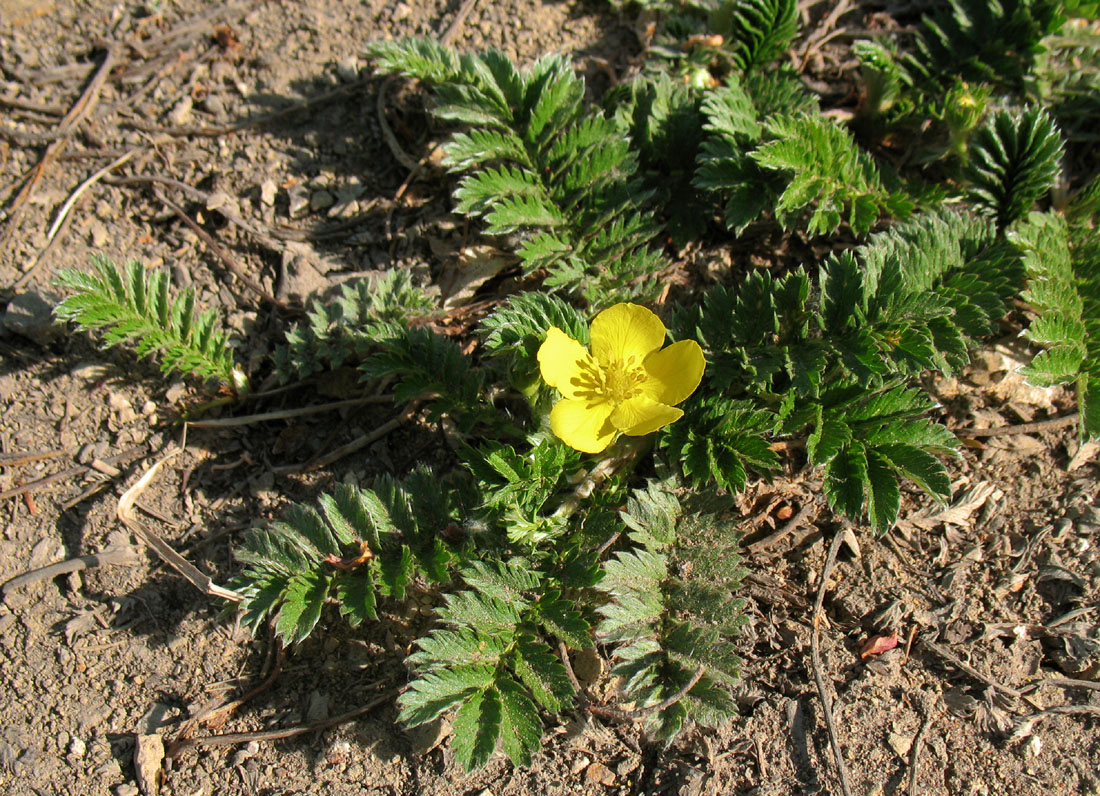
<box><xmin>52</xmin><ymin>0</ymin><xmax>1100</xmax><ymax>773</ymax></box>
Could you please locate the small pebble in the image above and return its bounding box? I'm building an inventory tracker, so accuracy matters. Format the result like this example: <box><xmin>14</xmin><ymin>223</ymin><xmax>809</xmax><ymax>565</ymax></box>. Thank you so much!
<box><xmin>887</xmin><ymin>732</ymin><xmax>913</xmax><ymax>758</ymax></box>
<box><xmin>310</xmin><ymin>189</ymin><xmax>335</xmax><ymax>211</ymax></box>
<box><xmin>336</xmin><ymin>56</ymin><xmax>360</xmax><ymax>82</ymax></box>
<box><xmin>260</xmin><ymin>179</ymin><xmax>277</xmax><ymax>207</ymax></box>
<box><xmin>287</xmin><ymin>184</ymin><xmax>310</xmax><ymax>218</ymax></box>
<box><xmin>168</xmin><ymin>96</ymin><xmax>193</xmax><ymax>126</ymax></box>
<box><xmin>68</xmin><ymin>737</ymin><xmax>86</xmax><ymax>759</ymax></box>
<box><xmin>113</xmin><ymin>785</ymin><xmax>139</xmax><ymax>796</ymax></box>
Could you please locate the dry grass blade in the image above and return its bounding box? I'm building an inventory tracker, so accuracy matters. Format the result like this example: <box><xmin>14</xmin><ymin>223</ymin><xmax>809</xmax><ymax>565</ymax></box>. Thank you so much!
<box><xmin>118</xmin><ymin>450</ymin><xmax>242</xmax><ymax>602</ymax></box>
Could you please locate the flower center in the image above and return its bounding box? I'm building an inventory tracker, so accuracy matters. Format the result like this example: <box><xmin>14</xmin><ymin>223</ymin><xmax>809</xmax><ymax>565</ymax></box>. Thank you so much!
<box><xmin>573</xmin><ymin>356</ymin><xmax>645</xmax><ymax>404</ymax></box>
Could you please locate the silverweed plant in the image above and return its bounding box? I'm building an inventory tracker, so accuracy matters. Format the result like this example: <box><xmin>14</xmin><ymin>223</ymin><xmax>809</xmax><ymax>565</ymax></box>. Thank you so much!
<box><xmin>53</xmin><ymin>0</ymin><xmax>1100</xmax><ymax>772</ymax></box>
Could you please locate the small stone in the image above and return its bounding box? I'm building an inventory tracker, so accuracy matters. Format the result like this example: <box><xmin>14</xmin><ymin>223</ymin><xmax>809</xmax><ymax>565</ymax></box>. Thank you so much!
<box><xmin>114</xmin><ymin>785</ymin><xmax>139</xmax><ymax>796</ymax></box>
<box><xmin>585</xmin><ymin>761</ymin><xmax>615</xmax><ymax>786</ymax></box>
<box><xmin>165</xmin><ymin>382</ymin><xmax>187</xmax><ymax>405</ymax></box>
<box><xmin>202</xmin><ymin>93</ymin><xmax>227</xmax><ymax>119</ymax></box>
<box><xmin>108</xmin><ymin>392</ymin><xmax>132</xmax><ymax>412</ymax></box>
<box><xmin>310</xmin><ymin>189</ymin><xmax>335</xmax><ymax>212</ymax></box>
<box><xmin>392</xmin><ymin>2</ymin><xmax>411</xmax><ymax>21</ymax></box>
<box><xmin>4</xmin><ymin>290</ymin><xmax>64</xmax><ymax>344</ymax></box>
<box><xmin>406</xmin><ymin>718</ymin><xmax>451</xmax><ymax>756</ymax></box>
<box><xmin>287</xmin><ymin>184</ymin><xmax>310</xmax><ymax>218</ymax></box>
<box><xmin>205</xmin><ymin>191</ymin><xmax>230</xmax><ymax>212</ymax></box>
<box><xmin>68</xmin><ymin>737</ymin><xmax>86</xmax><ymax>758</ymax></box>
<box><xmin>306</xmin><ymin>691</ymin><xmax>329</xmax><ymax>723</ymax></box>
<box><xmin>89</xmin><ymin>220</ymin><xmax>109</xmax><ymax>248</ymax></box>
<box><xmin>336</xmin><ymin>56</ymin><xmax>360</xmax><ymax>82</ymax></box>
<box><xmin>260</xmin><ymin>179</ymin><xmax>277</xmax><ymax>207</ymax></box>
<box><xmin>134</xmin><ymin>734</ymin><xmax>164</xmax><ymax>796</ymax></box>
<box><xmin>230</xmin><ymin>740</ymin><xmax>260</xmax><ymax>766</ymax></box>
<box><xmin>167</xmin><ymin>96</ymin><xmax>193</xmax><ymax>126</ymax></box>
<box><xmin>141</xmin><ymin>400</ymin><xmax>156</xmax><ymax>416</ymax></box>
<box><xmin>887</xmin><ymin>732</ymin><xmax>913</xmax><ymax>758</ymax></box>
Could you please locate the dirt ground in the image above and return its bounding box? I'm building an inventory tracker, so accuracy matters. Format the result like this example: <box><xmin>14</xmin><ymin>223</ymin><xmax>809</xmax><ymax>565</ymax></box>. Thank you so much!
<box><xmin>1</xmin><ymin>1</ymin><xmax>1098</xmax><ymax>795</ymax></box>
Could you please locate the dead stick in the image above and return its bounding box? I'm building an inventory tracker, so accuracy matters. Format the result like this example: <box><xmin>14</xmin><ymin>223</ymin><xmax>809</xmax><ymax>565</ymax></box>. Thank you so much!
<box><xmin>169</xmin><ymin>641</ymin><xmax>286</xmax><ymax>755</ymax></box>
<box><xmin>906</xmin><ymin>702</ymin><xmax>939</xmax><ymax>796</ymax></box>
<box><xmin>271</xmin><ymin>402</ymin><xmax>421</xmax><ymax>474</ymax></box>
<box><xmin>1022</xmin><ymin>677</ymin><xmax>1100</xmax><ymax>694</ymax></box>
<box><xmin>0</xmin><ymin>446</ymin><xmax>144</xmax><ymax>502</ymax></box>
<box><xmin>153</xmin><ymin>189</ymin><xmax>290</xmax><ymax>310</ymax></box>
<box><xmin>108</xmin><ymin>173</ymin><xmax>286</xmax><ymax>251</ymax></box>
<box><xmin>960</xmin><ymin>413</ymin><xmax>1079</xmax><ymax>438</ymax></box>
<box><xmin>14</xmin><ymin>148</ymin><xmax>142</xmax><ymax>290</ymax></box>
<box><xmin>172</xmin><ymin>688</ymin><xmax>399</xmax><ymax>751</ymax></box>
<box><xmin>129</xmin><ymin>77</ymin><xmax>370</xmax><ymax>138</ymax></box>
<box><xmin>3</xmin><ymin>42</ymin><xmax>123</xmax><ymax>231</ymax></box>
<box><xmin>746</xmin><ymin>502</ymin><xmax>818</xmax><ymax>555</ymax></box>
<box><xmin>0</xmin><ymin>449</ymin><xmax>70</xmax><ymax>467</ymax></box>
<box><xmin>1012</xmin><ymin>704</ymin><xmax>1100</xmax><ymax>740</ymax></box>
<box><xmin>118</xmin><ymin>452</ymin><xmax>242</xmax><ymax>602</ymax></box>
<box><xmin>810</xmin><ymin>530</ymin><xmax>855</xmax><ymax>796</ymax></box>
<box><xmin>440</xmin><ymin>0</ymin><xmax>480</xmax><ymax>45</ymax></box>
<box><xmin>185</xmin><ymin>396</ymin><xmax>393</xmax><ymax>428</ymax></box>
<box><xmin>1</xmin><ymin>546</ymin><xmax>139</xmax><ymax>598</ymax></box>
<box><xmin>587</xmin><ymin>667</ymin><xmax>707</xmax><ymax>722</ymax></box>
<box><xmin>919</xmin><ymin>637</ymin><xmax>1042</xmax><ymax>710</ymax></box>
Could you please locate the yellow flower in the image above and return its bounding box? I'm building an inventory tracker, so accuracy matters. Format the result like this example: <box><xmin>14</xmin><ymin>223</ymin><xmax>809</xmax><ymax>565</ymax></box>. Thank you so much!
<box><xmin>537</xmin><ymin>303</ymin><xmax>705</xmax><ymax>453</ymax></box>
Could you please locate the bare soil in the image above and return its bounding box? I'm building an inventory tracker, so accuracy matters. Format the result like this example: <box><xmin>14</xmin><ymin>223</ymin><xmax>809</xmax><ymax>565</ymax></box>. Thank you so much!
<box><xmin>1</xmin><ymin>1</ymin><xmax>1098</xmax><ymax>795</ymax></box>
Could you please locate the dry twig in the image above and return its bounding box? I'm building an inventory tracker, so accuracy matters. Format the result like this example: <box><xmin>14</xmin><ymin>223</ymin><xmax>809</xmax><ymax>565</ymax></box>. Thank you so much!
<box><xmin>0</xmin><ymin>446</ymin><xmax>144</xmax><ymax>502</ymax></box>
<box><xmin>171</xmin><ymin>688</ymin><xmax>399</xmax><ymax>752</ymax></box>
<box><xmin>1</xmin><ymin>544</ymin><xmax>139</xmax><ymax>600</ymax></box>
<box><xmin>810</xmin><ymin>530</ymin><xmax>855</xmax><ymax>796</ymax></box>
<box><xmin>959</xmin><ymin>413</ymin><xmax>1079</xmax><ymax>438</ymax></box>
<box><xmin>118</xmin><ymin>451</ymin><xmax>242</xmax><ymax>602</ymax></box>
<box><xmin>2</xmin><ymin>42</ymin><xmax>124</xmax><ymax>237</ymax></box>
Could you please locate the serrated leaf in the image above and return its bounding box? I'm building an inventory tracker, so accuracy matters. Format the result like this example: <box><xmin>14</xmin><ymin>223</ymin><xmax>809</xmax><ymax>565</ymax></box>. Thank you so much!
<box><xmin>440</xmin><ymin>590</ymin><xmax>523</xmax><ymax>635</ymax></box>
<box><xmin>865</xmin><ymin>449</ymin><xmax>901</xmax><ymax>533</ymax></box>
<box><xmin>807</xmin><ymin>417</ymin><xmax>852</xmax><ymax>465</ymax></box>
<box><xmin>333</xmin><ymin>569</ymin><xmax>377</xmax><ymax>626</ymax></box>
<box><xmin>513</xmin><ymin>634</ymin><xmax>573</xmax><ymax>712</ymax></box>
<box><xmin>875</xmin><ymin>442</ymin><xmax>952</xmax><ymax>502</ymax></box>
<box><xmin>451</xmin><ymin>687</ymin><xmax>500</xmax><ymax>772</ymax></box>
<box><xmin>495</xmin><ymin>677</ymin><xmax>543</xmax><ymax>766</ymax></box>
<box><xmin>376</xmin><ymin>544</ymin><xmax>414</xmax><ymax>600</ymax></box>
<box><xmin>273</xmin><ymin>570</ymin><xmax>330</xmax><ymax>645</ymax></box>
<box><xmin>398</xmin><ymin>664</ymin><xmax>496</xmax><ymax>727</ymax></box>
<box><xmin>824</xmin><ymin>443</ymin><xmax>868</xmax><ymax>521</ymax></box>
<box><xmin>537</xmin><ymin>591</ymin><xmax>592</xmax><ymax>649</ymax></box>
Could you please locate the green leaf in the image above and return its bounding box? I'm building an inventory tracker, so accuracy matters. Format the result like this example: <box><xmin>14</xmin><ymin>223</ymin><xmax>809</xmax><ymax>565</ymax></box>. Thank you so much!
<box><xmin>865</xmin><ymin>449</ymin><xmax>901</xmax><ymax>533</ymax></box>
<box><xmin>875</xmin><ymin>442</ymin><xmax>952</xmax><ymax>502</ymax></box>
<box><xmin>54</xmin><ymin>256</ymin><xmax>241</xmax><ymax>391</ymax></box>
<box><xmin>807</xmin><ymin>417</ymin><xmax>852</xmax><ymax>465</ymax></box>
<box><xmin>484</xmin><ymin>194</ymin><xmax>566</xmax><ymax>234</ymax></box>
<box><xmin>333</xmin><ymin>569</ymin><xmax>377</xmax><ymax>626</ymax></box>
<box><xmin>537</xmin><ymin>591</ymin><xmax>592</xmax><ymax>649</ymax></box>
<box><xmin>513</xmin><ymin>634</ymin><xmax>573</xmax><ymax>712</ymax></box>
<box><xmin>274</xmin><ymin>570</ymin><xmax>329</xmax><ymax>645</ymax></box>
<box><xmin>451</xmin><ymin>687</ymin><xmax>500</xmax><ymax>772</ymax></box>
<box><xmin>398</xmin><ymin>664</ymin><xmax>496</xmax><ymax>727</ymax></box>
<box><xmin>495</xmin><ymin>677</ymin><xmax>544</xmax><ymax>767</ymax></box>
<box><xmin>966</xmin><ymin>108</ymin><xmax>1064</xmax><ymax>229</ymax></box>
<box><xmin>824</xmin><ymin>443</ymin><xmax>868</xmax><ymax>522</ymax></box>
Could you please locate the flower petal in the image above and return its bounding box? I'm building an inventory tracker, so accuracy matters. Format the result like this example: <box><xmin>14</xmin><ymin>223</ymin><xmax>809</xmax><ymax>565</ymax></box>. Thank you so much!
<box><xmin>610</xmin><ymin>396</ymin><xmax>683</xmax><ymax>436</ymax></box>
<box><xmin>538</xmin><ymin>327</ymin><xmax>594</xmax><ymax>400</ymax></box>
<box><xmin>589</xmin><ymin>303</ymin><xmax>667</xmax><ymax>368</ymax></box>
<box><xmin>550</xmin><ymin>398</ymin><xmax>617</xmax><ymax>453</ymax></box>
<box><xmin>641</xmin><ymin>339</ymin><xmax>706</xmax><ymax>407</ymax></box>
